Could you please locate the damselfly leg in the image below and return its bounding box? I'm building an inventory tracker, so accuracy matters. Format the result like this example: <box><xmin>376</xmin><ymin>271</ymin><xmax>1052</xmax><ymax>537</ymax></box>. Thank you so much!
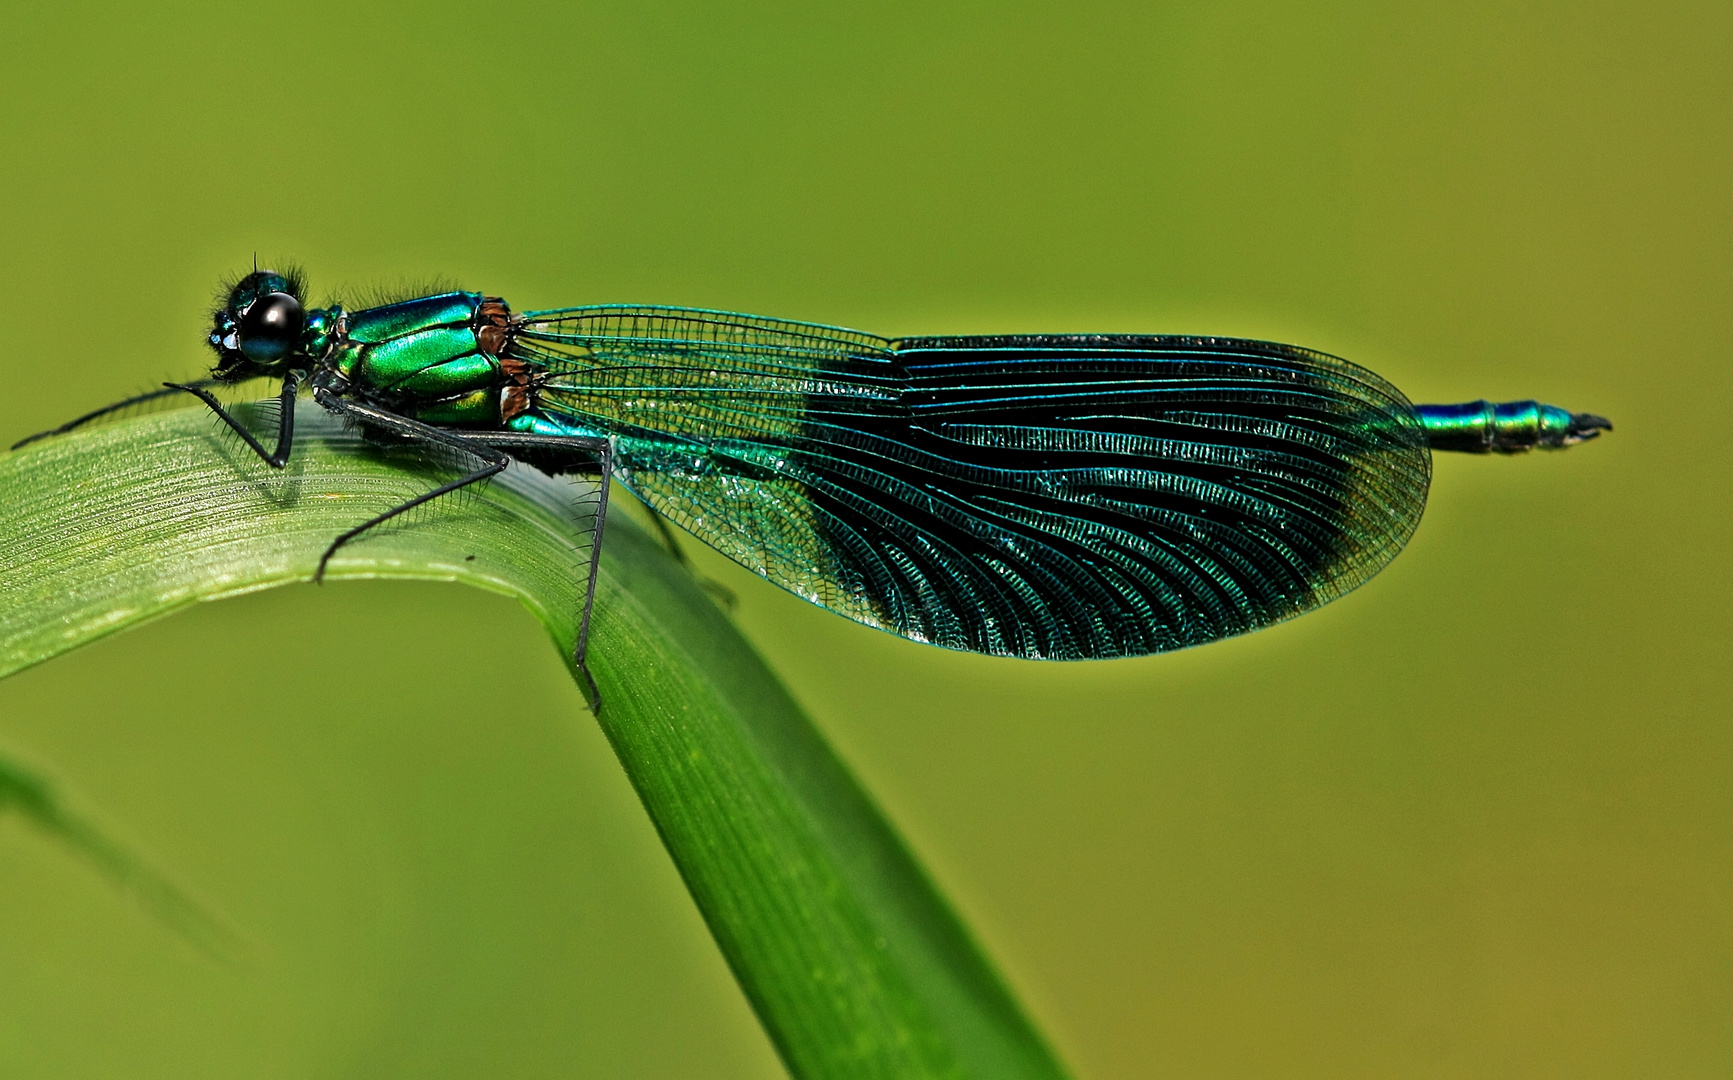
<box><xmin>306</xmin><ymin>391</ymin><xmax>513</xmax><ymax>578</ymax></box>
<box><xmin>316</xmin><ymin>393</ymin><xmax>614</xmax><ymax>710</ymax></box>
<box><xmin>11</xmin><ymin>378</ymin><xmax>231</xmax><ymax>451</ymax></box>
<box><xmin>167</xmin><ymin>373</ymin><xmax>301</xmax><ymax>467</ymax></box>
<box><xmin>460</xmin><ymin>428</ymin><xmax>614</xmax><ymax>712</ymax></box>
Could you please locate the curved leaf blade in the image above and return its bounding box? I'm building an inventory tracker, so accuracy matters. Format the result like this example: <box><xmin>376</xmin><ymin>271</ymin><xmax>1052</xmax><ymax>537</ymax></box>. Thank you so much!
<box><xmin>0</xmin><ymin>404</ymin><xmax>1068</xmax><ymax>1080</ymax></box>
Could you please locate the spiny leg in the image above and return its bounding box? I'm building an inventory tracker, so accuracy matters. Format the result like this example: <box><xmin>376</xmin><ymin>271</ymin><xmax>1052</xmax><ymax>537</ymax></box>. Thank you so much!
<box><xmin>461</xmin><ymin>430</ymin><xmax>614</xmax><ymax>714</ymax></box>
<box><xmin>309</xmin><ymin>391</ymin><xmax>512</xmax><ymax>581</ymax></box>
<box><xmin>312</xmin><ymin>394</ymin><xmax>615</xmax><ymax>713</ymax></box>
<box><xmin>166</xmin><ymin>373</ymin><xmax>302</xmax><ymax>467</ymax></box>
<box><xmin>11</xmin><ymin>378</ymin><xmax>228</xmax><ymax>451</ymax></box>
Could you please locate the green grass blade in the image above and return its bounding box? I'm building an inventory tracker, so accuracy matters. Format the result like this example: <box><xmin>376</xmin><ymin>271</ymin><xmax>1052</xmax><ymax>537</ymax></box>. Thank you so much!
<box><xmin>0</xmin><ymin>746</ymin><xmax>249</xmax><ymax>963</ymax></box>
<box><xmin>0</xmin><ymin>404</ymin><xmax>1068</xmax><ymax>1080</ymax></box>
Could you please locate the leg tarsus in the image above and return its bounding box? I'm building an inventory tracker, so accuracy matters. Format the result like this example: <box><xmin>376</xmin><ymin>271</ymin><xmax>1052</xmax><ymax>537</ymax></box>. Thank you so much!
<box><xmin>11</xmin><ymin>379</ymin><xmax>228</xmax><ymax>451</ymax></box>
<box><xmin>574</xmin><ymin>658</ymin><xmax>602</xmax><ymax>716</ymax></box>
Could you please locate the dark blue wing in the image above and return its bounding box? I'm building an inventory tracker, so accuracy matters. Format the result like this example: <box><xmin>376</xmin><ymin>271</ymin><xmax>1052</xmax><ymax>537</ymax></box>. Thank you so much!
<box><xmin>589</xmin><ymin>328</ymin><xmax>1431</xmax><ymax>660</ymax></box>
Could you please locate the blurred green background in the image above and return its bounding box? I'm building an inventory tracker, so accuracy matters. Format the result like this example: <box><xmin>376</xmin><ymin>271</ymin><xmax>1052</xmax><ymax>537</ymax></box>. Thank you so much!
<box><xmin>0</xmin><ymin>2</ymin><xmax>1725</xmax><ymax>1076</ymax></box>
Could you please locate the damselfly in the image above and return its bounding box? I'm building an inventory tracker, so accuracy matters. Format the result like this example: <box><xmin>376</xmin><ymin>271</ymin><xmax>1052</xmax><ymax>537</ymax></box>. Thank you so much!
<box><xmin>14</xmin><ymin>269</ymin><xmax>1611</xmax><ymax>707</ymax></box>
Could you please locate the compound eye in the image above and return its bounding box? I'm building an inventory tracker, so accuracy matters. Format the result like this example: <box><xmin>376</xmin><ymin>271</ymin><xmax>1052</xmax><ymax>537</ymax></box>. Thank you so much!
<box><xmin>236</xmin><ymin>291</ymin><xmax>305</xmax><ymax>364</ymax></box>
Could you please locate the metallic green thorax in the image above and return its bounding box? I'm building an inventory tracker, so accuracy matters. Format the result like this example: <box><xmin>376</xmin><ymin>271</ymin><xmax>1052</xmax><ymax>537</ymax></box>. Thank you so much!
<box><xmin>308</xmin><ymin>292</ymin><xmax>508</xmax><ymax>426</ymax></box>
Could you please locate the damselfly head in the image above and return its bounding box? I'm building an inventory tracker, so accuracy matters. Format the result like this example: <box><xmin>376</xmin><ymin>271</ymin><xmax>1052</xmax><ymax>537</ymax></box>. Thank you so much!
<box><xmin>208</xmin><ymin>267</ymin><xmax>309</xmax><ymax>381</ymax></box>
